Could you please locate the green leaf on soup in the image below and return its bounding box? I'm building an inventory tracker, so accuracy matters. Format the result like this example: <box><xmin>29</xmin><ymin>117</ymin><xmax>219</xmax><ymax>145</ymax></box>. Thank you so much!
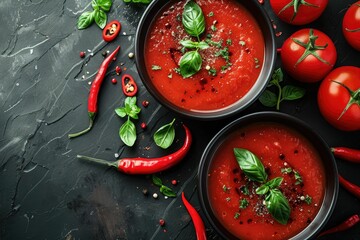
<box><xmin>179</xmin><ymin>50</ymin><xmax>202</xmax><ymax>78</ymax></box>
<box><xmin>182</xmin><ymin>1</ymin><xmax>206</xmax><ymax>38</ymax></box>
<box><xmin>265</xmin><ymin>189</ymin><xmax>291</xmax><ymax>225</ymax></box>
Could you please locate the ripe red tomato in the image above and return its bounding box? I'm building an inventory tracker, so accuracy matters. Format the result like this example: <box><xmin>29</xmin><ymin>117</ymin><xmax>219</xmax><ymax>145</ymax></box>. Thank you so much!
<box><xmin>281</xmin><ymin>28</ymin><xmax>337</xmax><ymax>83</ymax></box>
<box><xmin>270</xmin><ymin>0</ymin><xmax>328</xmax><ymax>25</ymax></box>
<box><xmin>342</xmin><ymin>1</ymin><xmax>360</xmax><ymax>51</ymax></box>
<box><xmin>318</xmin><ymin>66</ymin><xmax>360</xmax><ymax>131</ymax></box>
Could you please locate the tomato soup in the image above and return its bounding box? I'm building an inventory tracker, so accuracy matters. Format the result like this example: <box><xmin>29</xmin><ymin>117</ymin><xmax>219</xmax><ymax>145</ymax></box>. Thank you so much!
<box><xmin>145</xmin><ymin>0</ymin><xmax>264</xmax><ymax>111</ymax></box>
<box><xmin>208</xmin><ymin>122</ymin><xmax>325</xmax><ymax>240</ymax></box>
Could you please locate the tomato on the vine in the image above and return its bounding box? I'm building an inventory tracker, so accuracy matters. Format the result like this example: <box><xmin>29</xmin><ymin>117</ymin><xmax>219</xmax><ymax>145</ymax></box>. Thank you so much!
<box><xmin>318</xmin><ymin>66</ymin><xmax>360</xmax><ymax>131</ymax></box>
<box><xmin>270</xmin><ymin>0</ymin><xmax>328</xmax><ymax>25</ymax></box>
<box><xmin>280</xmin><ymin>28</ymin><xmax>337</xmax><ymax>83</ymax></box>
<box><xmin>342</xmin><ymin>1</ymin><xmax>360</xmax><ymax>51</ymax></box>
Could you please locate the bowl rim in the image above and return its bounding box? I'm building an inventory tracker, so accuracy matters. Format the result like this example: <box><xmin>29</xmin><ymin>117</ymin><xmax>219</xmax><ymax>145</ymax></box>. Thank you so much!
<box><xmin>197</xmin><ymin>111</ymin><xmax>339</xmax><ymax>240</ymax></box>
<box><xmin>135</xmin><ymin>0</ymin><xmax>277</xmax><ymax>120</ymax></box>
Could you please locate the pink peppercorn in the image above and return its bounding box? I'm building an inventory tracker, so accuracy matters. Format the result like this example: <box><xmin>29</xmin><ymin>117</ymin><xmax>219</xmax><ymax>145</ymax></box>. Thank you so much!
<box><xmin>159</xmin><ymin>219</ymin><xmax>165</xmax><ymax>226</ymax></box>
<box><xmin>111</xmin><ymin>78</ymin><xmax>117</xmax><ymax>84</ymax></box>
<box><xmin>79</xmin><ymin>51</ymin><xmax>86</xmax><ymax>58</ymax></box>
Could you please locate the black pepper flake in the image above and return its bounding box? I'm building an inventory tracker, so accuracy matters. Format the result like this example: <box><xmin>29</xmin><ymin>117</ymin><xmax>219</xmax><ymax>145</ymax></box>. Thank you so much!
<box><xmin>233</xmin><ymin>168</ymin><xmax>240</xmax><ymax>174</ymax></box>
<box><xmin>307</xmin><ymin>218</ymin><xmax>312</xmax><ymax>224</ymax></box>
<box><xmin>142</xmin><ymin>188</ymin><xmax>149</xmax><ymax>196</ymax></box>
<box><xmin>240</xmin><ymin>221</ymin><xmax>243</xmax><ymax>224</ymax></box>
<box><xmin>247</xmin><ymin>219</ymin><xmax>252</xmax><ymax>224</ymax></box>
<box><xmin>165</xmin><ymin>22</ymin><xmax>171</xmax><ymax>29</ymax></box>
<box><xmin>294</xmin><ymin>149</ymin><xmax>298</xmax><ymax>154</ymax></box>
<box><xmin>181</xmin><ymin>99</ymin><xmax>185</xmax><ymax>103</ymax></box>
<box><xmin>101</xmin><ymin>51</ymin><xmax>107</xmax><ymax>57</ymax></box>
<box><xmin>233</xmin><ymin>178</ymin><xmax>240</xmax><ymax>183</ymax></box>
<box><xmin>279</xmin><ymin>153</ymin><xmax>285</xmax><ymax>160</ymax></box>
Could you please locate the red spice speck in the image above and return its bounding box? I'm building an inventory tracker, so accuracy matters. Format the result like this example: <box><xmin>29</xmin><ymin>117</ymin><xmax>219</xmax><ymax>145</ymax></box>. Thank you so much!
<box><xmin>159</xmin><ymin>219</ymin><xmax>165</xmax><ymax>226</ymax></box>
<box><xmin>276</xmin><ymin>32</ymin><xmax>283</xmax><ymax>37</ymax></box>
<box><xmin>115</xmin><ymin>66</ymin><xmax>122</xmax><ymax>75</ymax></box>
<box><xmin>277</xmin><ymin>48</ymin><xmax>282</xmax><ymax>54</ymax></box>
<box><xmin>79</xmin><ymin>51</ymin><xmax>86</xmax><ymax>58</ymax></box>
<box><xmin>140</xmin><ymin>122</ymin><xmax>147</xmax><ymax>129</ymax></box>
<box><xmin>111</xmin><ymin>78</ymin><xmax>117</xmax><ymax>84</ymax></box>
<box><xmin>171</xmin><ymin>179</ymin><xmax>177</xmax><ymax>185</ymax></box>
<box><xmin>258</xmin><ymin>0</ymin><xmax>264</xmax><ymax>4</ymax></box>
<box><xmin>142</xmin><ymin>100</ymin><xmax>149</xmax><ymax>107</ymax></box>
<box><xmin>113</xmin><ymin>57</ymin><xmax>116</xmax><ymax>61</ymax></box>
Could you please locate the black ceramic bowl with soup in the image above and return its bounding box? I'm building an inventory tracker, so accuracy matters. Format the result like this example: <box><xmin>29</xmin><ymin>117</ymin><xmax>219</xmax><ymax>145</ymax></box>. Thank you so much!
<box><xmin>135</xmin><ymin>0</ymin><xmax>276</xmax><ymax>120</ymax></box>
<box><xmin>198</xmin><ymin>112</ymin><xmax>338</xmax><ymax>239</ymax></box>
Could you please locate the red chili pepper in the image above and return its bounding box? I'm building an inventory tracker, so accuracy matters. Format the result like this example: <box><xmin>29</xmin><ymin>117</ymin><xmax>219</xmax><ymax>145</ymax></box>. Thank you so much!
<box><xmin>68</xmin><ymin>46</ymin><xmax>120</xmax><ymax>139</ymax></box>
<box><xmin>332</xmin><ymin>147</ymin><xmax>360</xmax><ymax>163</ymax></box>
<box><xmin>122</xmin><ymin>74</ymin><xmax>138</xmax><ymax>97</ymax></box>
<box><xmin>339</xmin><ymin>174</ymin><xmax>360</xmax><ymax>199</ymax></box>
<box><xmin>77</xmin><ymin>124</ymin><xmax>192</xmax><ymax>174</ymax></box>
<box><xmin>318</xmin><ymin>214</ymin><xmax>360</xmax><ymax>237</ymax></box>
<box><xmin>102</xmin><ymin>20</ymin><xmax>121</xmax><ymax>42</ymax></box>
<box><xmin>181</xmin><ymin>192</ymin><xmax>207</xmax><ymax>240</ymax></box>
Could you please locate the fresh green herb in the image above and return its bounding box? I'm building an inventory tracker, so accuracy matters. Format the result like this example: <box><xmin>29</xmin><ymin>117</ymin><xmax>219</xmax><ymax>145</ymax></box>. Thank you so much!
<box><xmin>259</xmin><ymin>68</ymin><xmax>305</xmax><ymax>110</ymax></box>
<box><xmin>222</xmin><ymin>185</ymin><xmax>230</xmax><ymax>192</ymax></box>
<box><xmin>123</xmin><ymin>0</ymin><xmax>152</xmax><ymax>3</ymax></box>
<box><xmin>240</xmin><ymin>199</ymin><xmax>249</xmax><ymax>209</ymax></box>
<box><xmin>208</xmin><ymin>68</ymin><xmax>217</xmax><ymax>76</ymax></box>
<box><xmin>234</xmin><ymin>148</ymin><xmax>291</xmax><ymax>225</ymax></box>
<box><xmin>152</xmin><ymin>175</ymin><xmax>176</xmax><ymax>197</ymax></box>
<box><xmin>153</xmin><ymin>118</ymin><xmax>176</xmax><ymax>149</ymax></box>
<box><xmin>77</xmin><ymin>0</ymin><xmax>112</xmax><ymax>29</ymax></box>
<box><xmin>304</xmin><ymin>195</ymin><xmax>312</xmax><ymax>205</ymax></box>
<box><xmin>233</xmin><ymin>148</ymin><xmax>268</xmax><ymax>183</ymax></box>
<box><xmin>174</xmin><ymin>68</ymin><xmax>181</xmax><ymax>74</ymax></box>
<box><xmin>115</xmin><ymin>97</ymin><xmax>141</xmax><ymax>147</ymax></box>
<box><xmin>234</xmin><ymin>212</ymin><xmax>240</xmax><ymax>219</ymax></box>
<box><xmin>211</xmin><ymin>24</ymin><xmax>217</xmax><ymax>32</ymax></box>
<box><xmin>151</xmin><ymin>65</ymin><xmax>162</xmax><ymax>70</ymax></box>
<box><xmin>206</xmin><ymin>33</ymin><xmax>212</xmax><ymax>39</ymax></box>
<box><xmin>215</xmin><ymin>47</ymin><xmax>230</xmax><ymax>61</ymax></box>
<box><xmin>294</xmin><ymin>170</ymin><xmax>303</xmax><ymax>185</ymax></box>
<box><xmin>240</xmin><ymin>185</ymin><xmax>250</xmax><ymax>195</ymax></box>
<box><xmin>179</xmin><ymin>1</ymin><xmax>208</xmax><ymax>78</ymax></box>
<box><xmin>239</xmin><ymin>40</ymin><xmax>246</xmax><ymax>46</ymax></box>
<box><xmin>226</xmin><ymin>39</ymin><xmax>232</xmax><ymax>45</ymax></box>
<box><xmin>208</xmin><ymin>11</ymin><xmax>214</xmax><ymax>17</ymax></box>
<box><xmin>179</xmin><ymin>51</ymin><xmax>202</xmax><ymax>78</ymax></box>
<box><xmin>205</xmin><ymin>39</ymin><xmax>223</xmax><ymax>48</ymax></box>
<box><xmin>226</xmin><ymin>197</ymin><xmax>231</xmax><ymax>202</ymax></box>
<box><xmin>281</xmin><ymin>167</ymin><xmax>293</xmax><ymax>174</ymax></box>
<box><xmin>265</xmin><ymin>189</ymin><xmax>291</xmax><ymax>225</ymax></box>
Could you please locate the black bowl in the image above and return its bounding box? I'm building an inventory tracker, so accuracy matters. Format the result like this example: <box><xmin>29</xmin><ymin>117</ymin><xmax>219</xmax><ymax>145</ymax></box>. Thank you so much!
<box><xmin>135</xmin><ymin>0</ymin><xmax>276</xmax><ymax>120</ymax></box>
<box><xmin>198</xmin><ymin>112</ymin><xmax>338</xmax><ymax>239</ymax></box>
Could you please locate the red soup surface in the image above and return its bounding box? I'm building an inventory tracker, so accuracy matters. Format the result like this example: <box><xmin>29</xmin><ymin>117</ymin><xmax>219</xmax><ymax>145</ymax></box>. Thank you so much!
<box><xmin>208</xmin><ymin>122</ymin><xmax>325</xmax><ymax>240</ymax></box>
<box><xmin>145</xmin><ymin>0</ymin><xmax>264</xmax><ymax>111</ymax></box>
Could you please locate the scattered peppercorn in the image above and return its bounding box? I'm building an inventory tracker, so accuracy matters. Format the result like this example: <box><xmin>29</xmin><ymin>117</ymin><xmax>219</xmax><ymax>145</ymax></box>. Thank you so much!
<box><xmin>128</xmin><ymin>52</ymin><xmax>134</xmax><ymax>59</ymax></box>
<box><xmin>141</xmin><ymin>122</ymin><xmax>147</xmax><ymax>129</ymax></box>
<box><xmin>113</xmin><ymin>57</ymin><xmax>116</xmax><ymax>61</ymax></box>
<box><xmin>115</xmin><ymin>66</ymin><xmax>122</xmax><ymax>75</ymax></box>
<box><xmin>142</xmin><ymin>100</ymin><xmax>149</xmax><ymax>107</ymax></box>
<box><xmin>171</xmin><ymin>179</ymin><xmax>177</xmax><ymax>185</ymax></box>
<box><xmin>80</xmin><ymin>51</ymin><xmax>86</xmax><ymax>58</ymax></box>
<box><xmin>142</xmin><ymin>188</ymin><xmax>149</xmax><ymax>196</ymax></box>
<box><xmin>159</xmin><ymin>219</ymin><xmax>165</xmax><ymax>226</ymax></box>
<box><xmin>102</xmin><ymin>51</ymin><xmax>107</xmax><ymax>57</ymax></box>
<box><xmin>153</xmin><ymin>193</ymin><xmax>158</xmax><ymax>199</ymax></box>
<box><xmin>111</xmin><ymin>78</ymin><xmax>117</xmax><ymax>84</ymax></box>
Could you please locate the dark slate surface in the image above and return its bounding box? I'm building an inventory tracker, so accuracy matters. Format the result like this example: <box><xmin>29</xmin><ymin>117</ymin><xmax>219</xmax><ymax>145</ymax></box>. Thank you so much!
<box><xmin>0</xmin><ymin>0</ymin><xmax>360</xmax><ymax>239</ymax></box>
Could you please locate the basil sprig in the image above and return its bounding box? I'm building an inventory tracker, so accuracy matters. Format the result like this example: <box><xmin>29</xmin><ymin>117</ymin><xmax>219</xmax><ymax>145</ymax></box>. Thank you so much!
<box><xmin>153</xmin><ymin>118</ymin><xmax>176</xmax><ymax>149</ymax></box>
<box><xmin>234</xmin><ymin>148</ymin><xmax>291</xmax><ymax>225</ymax></box>
<box><xmin>179</xmin><ymin>1</ymin><xmax>208</xmax><ymax>78</ymax></box>
<box><xmin>152</xmin><ymin>175</ymin><xmax>176</xmax><ymax>197</ymax></box>
<box><xmin>259</xmin><ymin>68</ymin><xmax>305</xmax><ymax>110</ymax></box>
<box><xmin>123</xmin><ymin>0</ymin><xmax>152</xmax><ymax>3</ymax></box>
<box><xmin>115</xmin><ymin>97</ymin><xmax>141</xmax><ymax>147</ymax></box>
<box><xmin>77</xmin><ymin>0</ymin><xmax>112</xmax><ymax>30</ymax></box>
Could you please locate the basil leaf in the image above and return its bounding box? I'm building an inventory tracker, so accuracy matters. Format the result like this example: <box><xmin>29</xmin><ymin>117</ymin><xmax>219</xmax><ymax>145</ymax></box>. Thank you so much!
<box><xmin>259</xmin><ymin>90</ymin><xmax>277</xmax><ymax>107</ymax></box>
<box><xmin>115</xmin><ymin>107</ymin><xmax>127</xmax><ymax>118</ymax></box>
<box><xmin>92</xmin><ymin>0</ymin><xmax>98</xmax><ymax>9</ymax></box>
<box><xmin>180</xmin><ymin>40</ymin><xmax>209</xmax><ymax>50</ymax></box>
<box><xmin>152</xmin><ymin>175</ymin><xmax>163</xmax><ymax>187</ymax></box>
<box><xmin>154</xmin><ymin>118</ymin><xmax>176</xmax><ymax>149</ymax></box>
<box><xmin>182</xmin><ymin>1</ymin><xmax>206</xmax><ymax>37</ymax></box>
<box><xmin>160</xmin><ymin>185</ymin><xmax>177</xmax><ymax>197</ymax></box>
<box><xmin>266</xmin><ymin>177</ymin><xmax>283</xmax><ymax>189</ymax></box>
<box><xmin>94</xmin><ymin>9</ymin><xmax>107</xmax><ymax>29</ymax></box>
<box><xmin>126</xmin><ymin>96</ymin><xmax>136</xmax><ymax>106</ymax></box>
<box><xmin>256</xmin><ymin>184</ymin><xmax>269</xmax><ymax>195</ymax></box>
<box><xmin>269</xmin><ymin>68</ymin><xmax>284</xmax><ymax>87</ymax></box>
<box><xmin>179</xmin><ymin>50</ymin><xmax>202</xmax><ymax>78</ymax></box>
<box><xmin>265</xmin><ymin>189</ymin><xmax>291</xmax><ymax>225</ymax></box>
<box><xmin>123</xmin><ymin>0</ymin><xmax>152</xmax><ymax>3</ymax></box>
<box><xmin>282</xmin><ymin>85</ymin><xmax>305</xmax><ymax>100</ymax></box>
<box><xmin>77</xmin><ymin>11</ymin><xmax>95</xmax><ymax>30</ymax></box>
<box><xmin>119</xmin><ymin>118</ymin><xmax>136</xmax><ymax>147</ymax></box>
<box><xmin>97</xmin><ymin>0</ymin><xmax>112</xmax><ymax>11</ymax></box>
<box><xmin>233</xmin><ymin>148</ymin><xmax>268</xmax><ymax>183</ymax></box>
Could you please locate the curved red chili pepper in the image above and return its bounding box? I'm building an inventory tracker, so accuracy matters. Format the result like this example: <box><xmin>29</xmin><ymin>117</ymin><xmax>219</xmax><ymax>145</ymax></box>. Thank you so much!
<box><xmin>318</xmin><ymin>214</ymin><xmax>360</xmax><ymax>237</ymax></box>
<box><xmin>122</xmin><ymin>74</ymin><xmax>138</xmax><ymax>97</ymax></box>
<box><xmin>76</xmin><ymin>124</ymin><xmax>192</xmax><ymax>174</ymax></box>
<box><xmin>102</xmin><ymin>20</ymin><xmax>121</xmax><ymax>42</ymax></box>
<box><xmin>181</xmin><ymin>192</ymin><xmax>207</xmax><ymax>240</ymax></box>
<box><xmin>332</xmin><ymin>147</ymin><xmax>360</xmax><ymax>163</ymax></box>
<box><xmin>338</xmin><ymin>174</ymin><xmax>360</xmax><ymax>199</ymax></box>
<box><xmin>68</xmin><ymin>46</ymin><xmax>120</xmax><ymax>139</ymax></box>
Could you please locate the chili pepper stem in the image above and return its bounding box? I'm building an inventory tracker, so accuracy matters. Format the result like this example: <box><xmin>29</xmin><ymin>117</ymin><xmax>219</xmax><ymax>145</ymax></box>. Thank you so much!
<box><xmin>68</xmin><ymin>113</ymin><xmax>95</xmax><ymax>138</ymax></box>
<box><xmin>77</xmin><ymin>155</ymin><xmax>118</xmax><ymax>168</ymax></box>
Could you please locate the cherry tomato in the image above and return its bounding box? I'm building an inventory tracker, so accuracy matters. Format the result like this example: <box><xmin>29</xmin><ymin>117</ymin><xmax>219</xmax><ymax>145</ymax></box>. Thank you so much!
<box><xmin>342</xmin><ymin>1</ymin><xmax>360</xmax><ymax>51</ymax></box>
<box><xmin>270</xmin><ymin>0</ymin><xmax>328</xmax><ymax>25</ymax></box>
<box><xmin>318</xmin><ymin>66</ymin><xmax>360</xmax><ymax>131</ymax></box>
<box><xmin>281</xmin><ymin>28</ymin><xmax>337</xmax><ymax>83</ymax></box>
<box><xmin>102</xmin><ymin>20</ymin><xmax>121</xmax><ymax>42</ymax></box>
